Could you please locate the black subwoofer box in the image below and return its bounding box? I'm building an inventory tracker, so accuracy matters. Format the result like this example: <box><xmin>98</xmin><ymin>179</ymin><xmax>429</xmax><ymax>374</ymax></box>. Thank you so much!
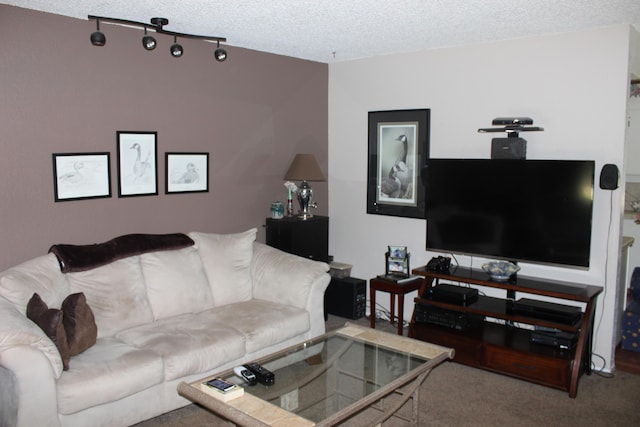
<box><xmin>324</xmin><ymin>277</ymin><xmax>366</xmax><ymax>320</ymax></box>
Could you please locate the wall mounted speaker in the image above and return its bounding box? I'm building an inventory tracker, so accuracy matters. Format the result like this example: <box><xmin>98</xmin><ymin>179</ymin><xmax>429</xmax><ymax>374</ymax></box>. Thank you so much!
<box><xmin>491</xmin><ymin>137</ymin><xmax>527</xmax><ymax>159</ymax></box>
<box><xmin>599</xmin><ymin>164</ymin><xmax>619</xmax><ymax>190</ymax></box>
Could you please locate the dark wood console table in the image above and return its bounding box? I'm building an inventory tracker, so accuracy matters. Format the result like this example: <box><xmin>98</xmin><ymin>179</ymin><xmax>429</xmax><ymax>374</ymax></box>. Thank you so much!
<box><xmin>408</xmin><ymin>265</ymin><xmax>602</xmax><ymax>398</ymax></box>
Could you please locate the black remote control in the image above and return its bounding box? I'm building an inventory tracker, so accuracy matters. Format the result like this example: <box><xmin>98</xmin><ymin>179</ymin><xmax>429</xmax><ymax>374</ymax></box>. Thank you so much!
<box><xmin>243</xmin><ymin>363</ymin><xmax>275</xmax><ymax>385</ymax></box>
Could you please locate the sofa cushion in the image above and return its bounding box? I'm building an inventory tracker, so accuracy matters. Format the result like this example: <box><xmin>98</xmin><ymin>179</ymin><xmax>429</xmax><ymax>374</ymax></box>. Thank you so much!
<box><xmin>66</xmin><ymin>256</ymin><xmax>154</xmax><ymax>338</ymax></box>
<box><xmin>140</xmin><ymin>246</ymin><xmax>213</xmax><ymax>320</ymax></box>
<box><xmin>0</xmin><ymin>254</ymin><xmax>70</xmax><ymax>314</ymax></box>
<box><xmin>251</xmin><ymin>243</ymin><xmax>330</xmax><ymax>309</ymax></box>
<box><xmin>115</xmin><ymin>314</ymin><xmax>246</xmax><ymax>381</ymax></box>
<box><xmin>61</xmin><ymin>292</ymin><xmax>97</xmax><ymax>356</ymax></box>
<box><xmin>26</xmin><ymin>293</ymin><xmax>71</xmax><ymax>370</ymax></box>
<box><xmin>189</xmin><ymin>228</ymin><xmax>256</xmax><ymax>306</ymax></box>
<box><xmin>200</xmin><ymin>300</ymin><xmax>310</xmax><ymax>353</ymax></box>
<box><xmin>56</xmin><ymin>337</ymin><xmax>164</xmax><ymax>415</ymax></box>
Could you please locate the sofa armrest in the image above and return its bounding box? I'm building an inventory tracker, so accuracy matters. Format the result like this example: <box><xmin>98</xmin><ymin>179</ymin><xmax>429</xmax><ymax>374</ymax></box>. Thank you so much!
<box><xmin>0</xmin><ymin>296</ymin><xmax>64</xmax><ymax>378</ymax></box>
<box><xmin>251</xmin><ymin>242</ymin><xmax>330</xmax><ymax>310</ymax></box>
<box><xmin>0</xmin><ymin>296</ymin><xmax>62</xmax><ymax>426</ymax></box>
<box><xmin>1</xmin><ymin>346</ymin><xmax>60</xmax><ymax>427</ymax></box>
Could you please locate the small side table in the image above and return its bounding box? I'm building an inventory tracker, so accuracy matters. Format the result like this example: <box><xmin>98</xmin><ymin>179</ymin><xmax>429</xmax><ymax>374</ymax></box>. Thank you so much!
<box><xmin>369</xmin><ymin>277</ymin><xmax>423</xmax><ymax>335</ymax></box>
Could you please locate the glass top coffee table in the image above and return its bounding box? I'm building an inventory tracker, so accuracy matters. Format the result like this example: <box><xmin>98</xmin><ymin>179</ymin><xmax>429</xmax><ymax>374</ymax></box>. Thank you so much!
<box><xmin>178</xmin><ymin>323</ymin><xmax>453</xmax><ymax>426</ymax></box>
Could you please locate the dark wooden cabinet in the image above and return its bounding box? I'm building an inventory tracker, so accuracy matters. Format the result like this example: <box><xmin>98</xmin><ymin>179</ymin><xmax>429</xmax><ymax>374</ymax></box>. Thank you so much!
<box><xmin>408</xmin><ymin>266</ymin><xmax>602</xmax><ymax>398</ymax></box>
<box><xmin>265</xmin><ymin>215</ymin><xmax>329</xmax><ymax>262</ymax></box>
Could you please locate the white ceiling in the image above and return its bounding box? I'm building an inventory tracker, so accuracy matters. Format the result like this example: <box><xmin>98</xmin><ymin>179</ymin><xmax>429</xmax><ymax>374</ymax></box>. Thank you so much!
<box><xmin>5</xmin><ymin>0</ymin><xmax>640</xmax><ymax>63</ymax></box>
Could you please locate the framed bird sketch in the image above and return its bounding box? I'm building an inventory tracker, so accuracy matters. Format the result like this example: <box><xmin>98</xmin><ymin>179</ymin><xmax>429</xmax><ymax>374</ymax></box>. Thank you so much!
<box><xmin>367</xmin><ymin>109</ymin><xmax>430</xmax><ymax>218</ymax></box>
<box><xmin>52</xmin><ymin>152</ymin><xmax>111</xmax><ymax>202</ymax></box>
<box><xmin>117</xmin><ymin>131</ymin><xmax>158</xmax><ymax>197</ymax></box>
<box><xmin>165</xmin><ymin>152</ymin><xmax>209</xmax><ymax>194</ymax></box>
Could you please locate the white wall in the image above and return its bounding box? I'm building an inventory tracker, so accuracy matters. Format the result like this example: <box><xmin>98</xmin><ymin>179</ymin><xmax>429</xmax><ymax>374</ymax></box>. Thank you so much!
<box><xmin>328</xmin><ymin>25</ymin><xmax>631</xmax><ymax>371</ymax></box>
<box><xmin>630</xmin><ymin>24</ymin><xmax>640</xmax><ymax>79</ymax></box>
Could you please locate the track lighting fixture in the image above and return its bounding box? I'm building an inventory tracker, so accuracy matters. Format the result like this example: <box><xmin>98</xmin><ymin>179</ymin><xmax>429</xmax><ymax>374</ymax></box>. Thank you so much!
<box><xmin>142</xmin><ymin>27</ymin><xmax>156</xmax><ymax>51</ymax></box>
<box><xmin>214</xmin><ymin>41</ymin><xmax>227</xmax><ymax>62</ymax></box>
<box><xmin>90</xmin><ymin>19</ymin><xmax>106</xmax><ymax>46</ymax></box>
<box><xmin>170</xmin><ymin>36</ymin><xmax>183</xmax><ymax>58</ymax></box>
<box><xmin>88</xmin><ymin>15</ymin><xmax>227</xmax><ymax>61</ymax></box>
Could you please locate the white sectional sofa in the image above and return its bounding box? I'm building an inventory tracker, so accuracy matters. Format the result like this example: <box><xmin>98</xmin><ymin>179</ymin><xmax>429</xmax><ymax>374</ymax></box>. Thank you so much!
<box><xmin>0</xmin><ymin>229</ymin><xmax>330</xmax><ymax>427</ymax></box>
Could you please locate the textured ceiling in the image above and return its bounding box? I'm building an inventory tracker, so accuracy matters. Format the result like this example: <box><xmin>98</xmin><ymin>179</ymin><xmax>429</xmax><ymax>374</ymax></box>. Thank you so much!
<box><xmin>5</xmin><ymin>0</ymin><xmax>640</xmax><ymax>63</ymax></box>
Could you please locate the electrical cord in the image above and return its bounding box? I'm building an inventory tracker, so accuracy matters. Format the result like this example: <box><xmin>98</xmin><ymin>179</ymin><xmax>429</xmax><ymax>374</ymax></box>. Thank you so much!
<box><xmin>590</xmin><ymin>353</ymin><xmax>615</xmax><ymax>378</ymax></box>
<box><xmin>450</xmin><ymin>253</ymin><xmax>460</xmax><ymax>269</ymax></box>
<box><xmin>367</xmin><ymin>301</ymin><xmax>410</xmax><ymax>328</ymax></box>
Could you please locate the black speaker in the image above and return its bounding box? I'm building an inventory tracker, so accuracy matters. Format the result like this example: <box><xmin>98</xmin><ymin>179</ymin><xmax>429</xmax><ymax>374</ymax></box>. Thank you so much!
<box><xmin>599</xmin><ymin>164</ymin><xmax>619</xmax><ymax>190</ymax></box>
<box><xmin>491</xmin><ymin>137</ymin><xmax>527</xmax><ymax>159</ymax></box>
<box><xmin>324</xmin><ymin>277</ymin><xmax>366</xmax><ymax>320</ymax></box>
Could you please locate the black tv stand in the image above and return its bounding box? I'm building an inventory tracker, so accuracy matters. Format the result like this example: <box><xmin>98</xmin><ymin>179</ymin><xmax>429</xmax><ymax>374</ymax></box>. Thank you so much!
<box><xmin>408</xmin><ymin>265</ymin><xmax>603</xmax><ymax>398</ymax></box>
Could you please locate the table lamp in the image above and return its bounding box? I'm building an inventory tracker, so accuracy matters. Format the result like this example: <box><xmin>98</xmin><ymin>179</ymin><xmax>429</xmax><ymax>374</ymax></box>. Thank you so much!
<box><xmin>284</xmin><ymin>154</ymin><xmax>325</xmax><ymax>219</ymax></box>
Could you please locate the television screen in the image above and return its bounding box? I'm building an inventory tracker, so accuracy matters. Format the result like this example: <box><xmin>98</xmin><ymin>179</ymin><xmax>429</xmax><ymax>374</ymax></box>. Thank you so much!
<box><xmin>422</xmin><ymin>159</ymin><xmax>595</xmax><ymax>268</ymax></box>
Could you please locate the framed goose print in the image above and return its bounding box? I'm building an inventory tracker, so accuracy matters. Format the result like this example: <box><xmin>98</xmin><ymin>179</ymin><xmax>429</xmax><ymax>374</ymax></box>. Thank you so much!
<box><xmin>117</xmin><ymin>131</ymin><xmax>158</xmax><ymax>197</ymax></box>
<box><xmin>165</xmin><ymin>152</ymin><xmax>209</xmax><ymax>194</ymax></box>
<box><xmin>52</xmin><ymin>152</ymin><xmax>111</xmax><ymax>202</ymax></box>
<box><xmin>367</xmin><ymin>109</ymin><xmax>430</xmax><ymax>219</ymax></box>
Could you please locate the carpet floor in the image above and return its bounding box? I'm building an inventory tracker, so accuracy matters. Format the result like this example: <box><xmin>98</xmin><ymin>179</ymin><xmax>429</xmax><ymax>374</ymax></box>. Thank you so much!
<box><xmin>134</xmin><ymin>315</ymin><xmax>640</xmax><ymax>426</ymax></box>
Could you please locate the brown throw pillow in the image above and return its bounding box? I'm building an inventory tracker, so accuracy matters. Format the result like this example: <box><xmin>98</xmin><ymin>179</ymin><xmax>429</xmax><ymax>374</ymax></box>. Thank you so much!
<box><xmin>26</xmin><ymin>293</ymin><xmax>71</xmax><ymax>370</ymax></box>
<box><xmin>61</xmin><ymin>292</ymin><xmax>97</xmax><ymax>356</ymax></box>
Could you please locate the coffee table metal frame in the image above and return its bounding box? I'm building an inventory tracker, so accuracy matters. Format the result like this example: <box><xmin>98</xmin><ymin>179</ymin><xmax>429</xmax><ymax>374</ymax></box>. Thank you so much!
<box><xmin>178</xmin><ymin>323</ymin><xmax>453</xmax><ymax>426</ymax></box>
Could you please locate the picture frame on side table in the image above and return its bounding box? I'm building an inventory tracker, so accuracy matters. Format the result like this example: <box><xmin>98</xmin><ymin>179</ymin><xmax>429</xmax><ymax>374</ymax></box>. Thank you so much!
<box><xmin>165</xmin><ymin>152</ymin><xmax>209</xmax><ymax>194</ymax></box>
<box><xmin>386</xmin><ymin>246</ymin><xmax>410</xmax><ymax>277</ymax></box>
<box><xmin>52</xmin><ymin>152</ymin><xmax>111</xmax><ymax>202</ymax></box>
<box><xmin>367</xmin><ymin>109</ymin><xmax>430</xmax><ymax>218</ymax></box>
<box><xmin>117</xmin><ymin>131</ymin><xmax>158</xmax><ymax>197</ymax></box>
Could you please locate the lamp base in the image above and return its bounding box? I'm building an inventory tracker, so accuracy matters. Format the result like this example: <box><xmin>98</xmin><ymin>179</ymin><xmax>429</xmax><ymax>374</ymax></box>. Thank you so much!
<box><xmin>296</xmin><ymin>180</ymin><xmax>316</xmax><ymax>220</ymax></box>
<box><xmin>298</xmin><ymin>212</ymin><xmax>314</xmax><ymax>220</ymax></box>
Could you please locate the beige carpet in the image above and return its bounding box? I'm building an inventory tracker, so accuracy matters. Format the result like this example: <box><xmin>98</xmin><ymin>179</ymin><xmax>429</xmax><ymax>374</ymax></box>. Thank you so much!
<box><xmin>134</xmin><ymin>315</ymin><xmax>640</xmax><ymax>426</ymax></box>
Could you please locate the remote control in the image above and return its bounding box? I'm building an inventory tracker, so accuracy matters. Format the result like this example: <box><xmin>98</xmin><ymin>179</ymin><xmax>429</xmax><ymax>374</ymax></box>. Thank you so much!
<box><xmin>233</xmin><ymin>366</ymin><xmax>257</xmax><ymax>386</ymax></box>
<box><xmin>243</xmin><ymin>363</ymin><xmax>275</xmax><ymax>385</ymax></box>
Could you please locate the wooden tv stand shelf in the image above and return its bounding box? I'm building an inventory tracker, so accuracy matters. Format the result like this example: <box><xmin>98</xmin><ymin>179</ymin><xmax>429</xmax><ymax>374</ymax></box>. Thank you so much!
<box><xmin>408</xmin><ymin>266</ymin><xmax>603</xmax><ymax>398</ymax></box>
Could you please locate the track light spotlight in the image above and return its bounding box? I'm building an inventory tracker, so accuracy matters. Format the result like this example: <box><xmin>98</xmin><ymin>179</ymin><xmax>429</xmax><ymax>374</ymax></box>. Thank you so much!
<box><xmin>170</xmin><ymin>36</ymin><xmax>183</xmax><ymax>58</ymax></box>
<box><xmin>88</xmin><ymin>15</ymin><xmax>227</xmax><ymax>62</ymax></box>
<box><xmin>214</xmin><ymin>41</ymin><xmax>227</xmax><ymax>62</ymax></box>
<box><xmin>142</xmin><ymin>27</ymin><xmax>156</xmax><ymax>51</ymax></box>
<box><xmin>90</xmin><ymin>19</ymin><xmax>106</xmax><ymax>46</ymax></box>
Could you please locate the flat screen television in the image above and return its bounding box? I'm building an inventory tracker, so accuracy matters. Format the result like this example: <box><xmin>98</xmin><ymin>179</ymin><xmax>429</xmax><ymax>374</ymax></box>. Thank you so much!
<box><xmin>422</xmin><ymin>159</ymin><xmax>595</xmax><ymax>268</ymax></box>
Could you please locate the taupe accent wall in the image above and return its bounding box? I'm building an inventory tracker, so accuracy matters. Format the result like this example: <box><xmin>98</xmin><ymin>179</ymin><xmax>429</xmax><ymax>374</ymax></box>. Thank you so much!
<box><xmin>0</xmin><ymin>6</ymin><xmax>328</xmax><ymax>271</ymax></box>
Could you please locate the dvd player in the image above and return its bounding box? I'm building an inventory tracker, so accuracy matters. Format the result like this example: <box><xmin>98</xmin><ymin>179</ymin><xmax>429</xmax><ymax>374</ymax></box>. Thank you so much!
<box><xmin>414</xmin><ymin>304</ymin><xmax>484</xmax><ymax>331</ymax></box>
<box><xmin>426</xmin><ymin>284</ymin><xmax>479</xmax><ymax>306</ymax></box>
<box><xmin>531</xmin><ymin>329</ymin><xmax>578</xmax><ymax>350</ymax></box>
<box><xmin>511</xmin><ymin>298</ymin><xmax>582</xmax><ymax>325</ymax></box>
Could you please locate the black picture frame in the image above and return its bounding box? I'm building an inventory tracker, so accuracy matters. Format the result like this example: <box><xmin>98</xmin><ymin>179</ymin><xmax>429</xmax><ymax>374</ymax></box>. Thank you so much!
<box><xmin>117</xmin><ymin>131</ymin><xmax>158</xmax><ymax>197</ymax></box>
<box><xmin>52</xmin><ymin>152</ymin><xmax>111</xmax><ymax>202</ymax></box>
<box><xmin>165</xmin><ymin>152</ymin><xmax>209</xmax><ymax>194</ymax></box>
<box><xmin>367</xmin><ymin>109</ymin><xmax>430</xmax><ymax>218</ymax></box>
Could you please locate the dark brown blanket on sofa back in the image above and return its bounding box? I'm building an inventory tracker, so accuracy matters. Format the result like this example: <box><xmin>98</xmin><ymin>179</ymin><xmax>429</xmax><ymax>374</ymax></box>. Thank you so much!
<box><xmin>49</xmin><ymin>233</ymin><xmax>194</xmax><ymax>273</ymax></box>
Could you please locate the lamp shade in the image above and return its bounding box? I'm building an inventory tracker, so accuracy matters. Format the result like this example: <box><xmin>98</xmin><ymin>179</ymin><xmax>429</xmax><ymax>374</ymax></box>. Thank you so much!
<box><xmin>284</xmin><ymin>154</ymin><xmax>325</xmax><ymax>182</ymax></box>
